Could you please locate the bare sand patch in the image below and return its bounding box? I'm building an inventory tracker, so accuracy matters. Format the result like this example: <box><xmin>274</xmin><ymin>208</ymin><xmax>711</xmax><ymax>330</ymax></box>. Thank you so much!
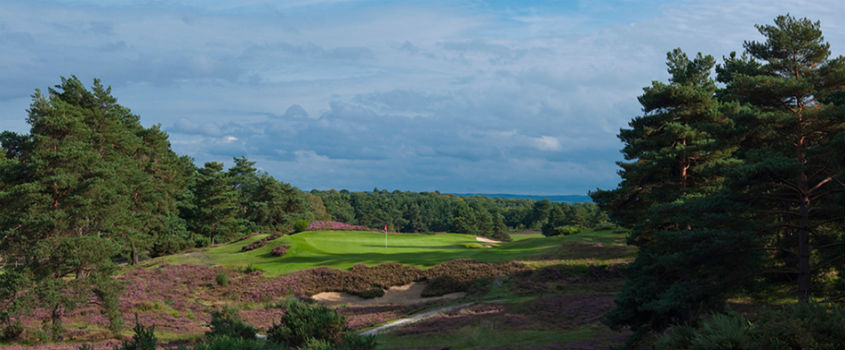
<box><xmin>312</xmin><ymin>282</ymin><xmax>465</xmax><ymax>306</ymax></box>
<box><xmin>475</xmin><ymin>236</ymin><xmax>502</xmax><ymax>243</ymax></box>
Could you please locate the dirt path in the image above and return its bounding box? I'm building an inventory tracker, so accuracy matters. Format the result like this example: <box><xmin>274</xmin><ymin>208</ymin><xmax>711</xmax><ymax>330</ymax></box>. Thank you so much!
<box><xmin>359</xmin><ymin>302</ymin><xmax>475</xmax><ymax>336</ymax></box>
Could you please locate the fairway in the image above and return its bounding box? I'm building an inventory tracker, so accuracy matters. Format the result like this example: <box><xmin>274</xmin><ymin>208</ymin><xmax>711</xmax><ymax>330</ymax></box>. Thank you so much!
<box><xmin>151</xmin><ymin>229</ymin><xmax>626</xmax><ymax>276</ymax></box>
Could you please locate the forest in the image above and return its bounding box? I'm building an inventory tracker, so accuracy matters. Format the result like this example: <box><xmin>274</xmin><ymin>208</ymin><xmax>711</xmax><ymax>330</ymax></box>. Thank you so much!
<box><xmin>0</xmin><ymin>12</ymin><xmax>842</xmax><ymax>350</ymax></box>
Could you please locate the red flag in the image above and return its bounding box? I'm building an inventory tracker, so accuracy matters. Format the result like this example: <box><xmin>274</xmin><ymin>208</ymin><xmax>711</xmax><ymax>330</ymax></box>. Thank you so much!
<box><xmin>384</xmin><ymin>225</ymin><xmax>387</xmax><ymax>231</ymax></box>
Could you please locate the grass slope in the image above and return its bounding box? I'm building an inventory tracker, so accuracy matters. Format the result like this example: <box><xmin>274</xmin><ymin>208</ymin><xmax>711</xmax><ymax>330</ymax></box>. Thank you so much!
<box><xmin>147</xmin><ymin>229</ymin><xmax>629</xmax><ymax>277</ymax></box>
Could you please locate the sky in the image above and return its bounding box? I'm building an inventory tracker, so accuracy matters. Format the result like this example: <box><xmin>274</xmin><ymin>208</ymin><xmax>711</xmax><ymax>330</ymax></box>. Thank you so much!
<box><xmin>0</xmin><ymin>0</ymin><xmax>842</xmax><ymax>195</ymax></box>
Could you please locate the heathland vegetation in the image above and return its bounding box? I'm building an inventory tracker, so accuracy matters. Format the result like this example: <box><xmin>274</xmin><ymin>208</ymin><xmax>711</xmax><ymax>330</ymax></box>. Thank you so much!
<box><xmin>0</xmin><ymin>13</ymin><xmax>841</xmax><ymax>350</ymax></box>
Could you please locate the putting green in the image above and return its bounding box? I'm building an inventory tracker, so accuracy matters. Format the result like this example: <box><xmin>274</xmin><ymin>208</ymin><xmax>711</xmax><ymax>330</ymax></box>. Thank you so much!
<box><xmin>149</xmin><ymin>229</ymin><xmax>624</xmax><ymax>276</ymax></box>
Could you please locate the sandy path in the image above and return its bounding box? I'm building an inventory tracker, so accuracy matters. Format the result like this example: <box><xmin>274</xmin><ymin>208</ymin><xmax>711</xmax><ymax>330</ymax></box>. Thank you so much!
<box><xmin>359</xmin><ymin>302</ymin><xmax>475</xmax><ymax>336</ymax></box>
<box><xmin>312</xmin><ymin>282</ymin><xmax>466</xmax><ymax>306</ymax></box>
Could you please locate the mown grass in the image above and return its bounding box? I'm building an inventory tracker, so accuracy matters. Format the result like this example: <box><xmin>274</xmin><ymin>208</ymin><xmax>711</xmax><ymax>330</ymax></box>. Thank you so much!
<box><xmin>146</xmin><ymin>229</ymin><xmax>630</xmax><ymax>277</ymax></box>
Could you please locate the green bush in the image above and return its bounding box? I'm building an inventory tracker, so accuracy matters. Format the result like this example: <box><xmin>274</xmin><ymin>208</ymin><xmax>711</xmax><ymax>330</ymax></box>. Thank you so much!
<box><xmin>267</xmin><ymin>299</ymin><xmax>347</xmax><ymax>348</ymax></box>
<box><xmin>207</xmin><ymin>307</ymin><xmax>256</xmax><ymax>340</ymax></box>
<box><xmin>294</xmin><ymin>219</ymin><xmax>310</xmax><ymax>233</ymax></box>
<box><xmin>117</xmin><ymin>314</ymin><xmax>156</xmax><ymax>350</ymax></box>
<box><xmin>542</xmin><ymin>225</ymin><xmax>583</xmax><ymax>237</ymax></box>
<box><xmin>242</xmin><ymin>264</ymin><xmax>260</xmax><ymax>274</ymax></box>
<box><xmin>0</xmin><ymin>320</ymin><xmax>23</xmax><ymax>342</ymax></box>
<box><xmin>342</xmin><ymin>333</ymin><xmax>378</xmax><ymax>350</ymax></box>
<box><xmin>215</xmin><ymin>273</ymin><xmax>228</xmax><ymax>286</ymax></box>
<box><xmin>656</xmin><ymin>303</ymin><xmax>845</xmax><ymax>350</ymax></box>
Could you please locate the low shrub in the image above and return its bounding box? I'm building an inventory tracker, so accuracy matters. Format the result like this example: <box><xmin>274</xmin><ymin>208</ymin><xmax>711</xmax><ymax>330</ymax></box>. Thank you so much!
<box><xmin>294</xmin><ymin>219</ymin><xmax>310</xmax><ymax>233</ymax></box>
<box><xmin>215</xmin><ymin>273</ymin><xmax>228</xmax><ymax>286</ymax></box>
<box><xmin>554</xmin><ymin>225</ymin><xmax>583</xmax><ymax>236</ymax></box>
<box><xmin>0</xmin><ymin>320</ymin><xmax>23</xmax><ymax>342</ymax></box>
<box><xmin>117</xmin><ymin>314</ymin><xmax>156</xmax><ymax>350</ymax></box>
<box><xmin>241</xmin><ymin>240</ymin><xmax>267</xmax><ymax>252</ymax></box>
<box><xmin>595</xmin><ymin>223</ymin><xmax>615</xmax><ymax>231</ymax></box>
<box><xmin>355</xmin><ymin>288</ymin><xmax>385</xmax><ymax>299</ymax></box>
<box><xmin>206</xmin><ymin>307</ymin><xmax>256</xmax><ymax>340</ymax></box>
<box><xmin>421</xmin><ymin>259</ymin><xmax>529</xmax><ymax>296</ymax></box>
<box><xmin>270</xmin><ymin>244</ymin><xmax>290</xmax><ymax>257</ymax></box>
<box><xmin>656</xmin><ymin>303</ymin><xmax>845</xmax><ymax>349</ymax></box>
<box><xmin>267</xmin><ymin>299</ymin><xmax>347</xmax><ymax>348</ymax></box>
<box><xmin>463</xmin><ymin>243</ymin><xmax>488</xmax><ymax>249</ymax></box>
<box><xmin>343</xmin><ymin>333</ymin><xmax>378</xmax><ymax>350</ymax></box>
<box><xmin>242</xmin><ymin>264</ymin><xmax>260</xmax><ymax>274</ymax></box>
<box><xmin>306</xmin><ymin>221</ymin><xmax>379</xmax><ymax>232</ymax></box>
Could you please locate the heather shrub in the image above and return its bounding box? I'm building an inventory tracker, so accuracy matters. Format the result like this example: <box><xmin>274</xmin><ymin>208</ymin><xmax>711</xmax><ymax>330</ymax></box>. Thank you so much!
<box><xmin>241</xmin><ymin>240</ymin><xmax>267</xmax><ymax>252</ymax></box>
<box><xmin>267</xmin><ymin>299</ymin><xmax>347</xmax><ymax>348</ymax></box>
<box><xmin>242</xmin><ymin>264</ymin><xmax>260</xmax><ymax>274</ymax></box>
<box><xmin>117</xmin><ymin>314</ymin><xmax>156</xmax><ymax>350</ymax></box>
<box><xmin>270</xmin><ymin>244</ymin><xmax>290</xmax><ymax>257</ymax></box>
<box><xmin>215</xmin><ymin>273</ymin><xmax>228</xmax><ymax>286</ymax></box>
<box><xmin>294</xmin><ymin>219</ymin><xmax>309</xmax><ymax>233</ymax></box>
<box><xmin>207</xmin><ymin>307</ymin><xmax>256</xmax><ymax>340</ymax></box>
<box><xmin>355</xmin><ymin>288</ymin><xmax>385</xmax><ymax>299</ymax></box>
<box><xmin>421</xmin><ymin>259</ymin><xmax>528</xmax><ymax>296</ymax></box>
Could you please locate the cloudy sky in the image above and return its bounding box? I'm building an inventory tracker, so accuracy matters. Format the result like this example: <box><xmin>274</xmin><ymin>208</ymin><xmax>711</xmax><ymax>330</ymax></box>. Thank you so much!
<box><xmin>1</xmin><ymin>0</ymin><xmax>842</xmax><ymax>195</ymax></box>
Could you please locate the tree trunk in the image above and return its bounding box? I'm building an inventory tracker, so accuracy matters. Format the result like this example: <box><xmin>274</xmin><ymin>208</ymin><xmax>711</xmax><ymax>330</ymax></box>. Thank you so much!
<box><xmin>130</xmin><ymin>242</ymin><xmax>139</xmax><ymax>265</ymax></box>
<box><xmin>797</xmin><ymin>186</ymin><xmax>811</xmax><ymax>303</ymax></box>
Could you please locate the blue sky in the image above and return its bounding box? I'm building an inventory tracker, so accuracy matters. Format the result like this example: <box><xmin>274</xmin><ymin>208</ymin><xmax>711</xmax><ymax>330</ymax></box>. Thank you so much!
<box><xmin>1</xmin><ymin>0</ymin><xmax>842</xmax><ymax>195</ymax></box>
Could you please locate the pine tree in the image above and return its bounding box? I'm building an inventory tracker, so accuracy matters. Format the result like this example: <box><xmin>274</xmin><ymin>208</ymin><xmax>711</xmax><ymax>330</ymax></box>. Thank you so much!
<box><xmin>593</xmin><ymin>49</ymin><xmax>746</xmax><ymax>343</ymax></box>
<box><xmin>191</xmin><ymin>162</ymin><xmax>245</xmax><ymax>245</ymax></box>
<box><xmin>717</xmin><ymin>15</ymin><xmax>844</xmax><ymax>302</ymax></box>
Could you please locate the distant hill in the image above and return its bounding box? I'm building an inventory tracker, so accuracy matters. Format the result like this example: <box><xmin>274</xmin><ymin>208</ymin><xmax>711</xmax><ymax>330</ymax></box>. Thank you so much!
<box><xmin>453</xmin><ymin>193</ymin><xmax>592</xmax><ymax>203</ymax></box>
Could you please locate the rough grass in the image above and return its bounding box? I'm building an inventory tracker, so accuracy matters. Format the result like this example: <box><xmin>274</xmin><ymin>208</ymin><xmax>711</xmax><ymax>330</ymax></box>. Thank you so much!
<box><xmin>146</xmin><ymin>230</ymin><xmax>627</xmax><ymax>277</ymax></box>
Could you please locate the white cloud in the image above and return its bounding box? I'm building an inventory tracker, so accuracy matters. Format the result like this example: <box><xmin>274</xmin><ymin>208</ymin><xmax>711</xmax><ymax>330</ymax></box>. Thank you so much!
<box><xmin>530</xmin><ymin>136</ymin><xmax>561</xmax><ymax>151</ymax></box>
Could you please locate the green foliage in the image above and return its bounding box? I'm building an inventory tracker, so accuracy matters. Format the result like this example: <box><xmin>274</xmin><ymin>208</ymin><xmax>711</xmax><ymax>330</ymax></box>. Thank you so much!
<box><xmin>543</xmin><ymin>225</ymin><xmax>582</xmax><ymax>237</ymax></box>
<box><xmin>117</xmin><ymin>314</ymin><xmax>156</xmax><ymax>350</ymax></box>
<box><xmin>342</xmin><ymin>333</ymin><xmax>378</xmax><ymax>350</ymax></box>
<box><xmin>190</xmin><ymin>162</ymin><xmax>246</xmax><ymax>245</ymax></box>
<box><xmin>590</xmin><ymin>14</ymin><xmax>845</xmax><ymax>345</ymax></box>
<box><xmin>215</xmin><ymin>273</ymin><xmax>228</xmax><ymax>287</ymax></box>
<box><xmin>193</xmin><ymin>335</ymin><xmax>275</xmax><ymax>350</ymax></box>
<box><xmin>311</xmin><ymin>190</ymin><xmax>608</xmax><ymax>236</ymax></box>
<box><xmin>656</xmin><ymin>303</ymin><xmax>845</xmax><ymax>350</ymax></box>
<box><xmin>294</xmin><ymin>219</ymin><xmax>309</xmax><ymax>233</ymax></box>
<box><xmin>207</xmin><ymin>307</ymin><xmax>256</xmax><ymax>340</ymax></box>
<box><xmin>267</xmin><ymin>299</ymin><xmax>347</xmax><ymax>348</ymax></box>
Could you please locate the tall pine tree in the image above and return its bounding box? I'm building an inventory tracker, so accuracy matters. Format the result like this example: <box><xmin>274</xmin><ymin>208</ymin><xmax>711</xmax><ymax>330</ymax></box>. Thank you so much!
<box><xmin>593</xmin><ymin>49</ymin><xmax>749</xmax><ymax>343</ymax></box>
<box><xmin>717</xmin><ymin>14</ymin><xmax>844</xmax><ymax>302</ymax></box>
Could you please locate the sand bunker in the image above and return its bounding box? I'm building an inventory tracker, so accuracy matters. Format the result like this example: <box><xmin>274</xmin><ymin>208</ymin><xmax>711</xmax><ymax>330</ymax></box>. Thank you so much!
<box><xmin>475</xmin><ymin>236</ymin><xmax>502</xmax><ymax>243</ymax></box>
<box><xmin>312</xmin><ymin>282</ymin><xmax>465</xmax><ymax>306</ymax></box>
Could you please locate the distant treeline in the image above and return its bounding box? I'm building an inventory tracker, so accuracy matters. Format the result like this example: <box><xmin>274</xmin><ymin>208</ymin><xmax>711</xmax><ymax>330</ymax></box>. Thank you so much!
<box><xmin>453</xmin><ymin>193</ymin><xmax>592</xmax><ymax>203</ymax></box>
<box><xmin>311</xmin><ymin>189</ymin><xmax>611</xmax><ymax>241</ymax></box>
